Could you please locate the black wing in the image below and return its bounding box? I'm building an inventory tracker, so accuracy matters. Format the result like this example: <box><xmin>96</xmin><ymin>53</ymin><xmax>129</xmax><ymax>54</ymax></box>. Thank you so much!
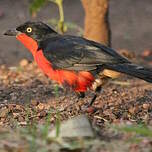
<box><xmin>39</xmin><ymin>35</ymin><xmax>130</xmax><ymax>71</ymax></box>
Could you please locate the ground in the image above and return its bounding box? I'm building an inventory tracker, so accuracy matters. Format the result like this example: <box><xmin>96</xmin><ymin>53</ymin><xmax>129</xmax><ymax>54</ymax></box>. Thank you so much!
<box><xmin>0</xmin><ymin>55</ymin><xmax>152</xmax><ymax>152</ymax></box>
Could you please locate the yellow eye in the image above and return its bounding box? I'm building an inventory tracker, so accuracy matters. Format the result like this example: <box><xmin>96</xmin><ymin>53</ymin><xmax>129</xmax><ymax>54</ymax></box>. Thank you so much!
<box><xmin>26</xmin><ymin>27</ymin><xmax>32</xmax><ymax>33</ymax></box>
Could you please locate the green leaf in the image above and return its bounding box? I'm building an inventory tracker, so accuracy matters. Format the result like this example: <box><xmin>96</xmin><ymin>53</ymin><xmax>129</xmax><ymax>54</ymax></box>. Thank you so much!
<box><xmin>55</xmin><ymin>111</ymin><xmax>60</xmax><ymax>137</ymax></box>
<box><xmin>29</xmin><ymin>0</ymin><xmax>47</xmax><ymax>15</ymax></box>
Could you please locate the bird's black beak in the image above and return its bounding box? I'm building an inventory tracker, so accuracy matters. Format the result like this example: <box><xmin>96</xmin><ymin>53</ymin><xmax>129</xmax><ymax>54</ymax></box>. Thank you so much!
<box><xmin>4</xmin><ymin>29</ymin><xmax>19</xmax><ymax>36</ymax></box>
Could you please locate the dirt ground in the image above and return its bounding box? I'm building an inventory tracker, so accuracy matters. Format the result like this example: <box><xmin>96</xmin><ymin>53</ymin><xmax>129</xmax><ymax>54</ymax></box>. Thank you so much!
<box><xmin>0</xmin><ymin>56</ymin><xmax>152</xmax><ymax>151</ymax></box>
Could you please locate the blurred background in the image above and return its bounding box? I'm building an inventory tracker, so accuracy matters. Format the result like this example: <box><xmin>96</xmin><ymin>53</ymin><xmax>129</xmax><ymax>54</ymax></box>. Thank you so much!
<box><xmin>0</xmin><ymin>0</ymin><xmax>152</xmax><ymax>65</ymax></box>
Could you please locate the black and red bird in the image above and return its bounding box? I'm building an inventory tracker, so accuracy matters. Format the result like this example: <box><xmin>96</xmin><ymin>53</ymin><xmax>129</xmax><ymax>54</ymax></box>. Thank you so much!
<box><xmin>4</xmin><ymin>21</ymin><xmax>152</xmax><ymax>103</ymax></box>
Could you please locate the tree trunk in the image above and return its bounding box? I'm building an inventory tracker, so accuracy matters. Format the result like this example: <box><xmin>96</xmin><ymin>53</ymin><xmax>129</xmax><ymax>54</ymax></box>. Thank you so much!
<box><xmin>81</xmin><ymin>0</ymin><xmax>111</xmax><ymax>46</ymax></box>
<box><xmin>81</xmin><ymin>0</ymin><xmax>121</xmax><ymax>81</ymax></box>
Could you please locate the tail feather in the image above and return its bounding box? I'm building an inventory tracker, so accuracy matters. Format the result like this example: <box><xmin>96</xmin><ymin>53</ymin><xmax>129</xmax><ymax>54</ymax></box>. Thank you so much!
<box><xmin>105</xmin><ymin>63</ymin><xmax>152</xmax><ymax>83</ymax></box>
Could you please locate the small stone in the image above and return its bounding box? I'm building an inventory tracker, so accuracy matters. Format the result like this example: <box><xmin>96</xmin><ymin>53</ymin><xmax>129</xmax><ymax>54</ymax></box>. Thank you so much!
<box><xmin>2</xmin><ymin>75</ymin><xmax>8</xmax><ymax>80</ymax></box>
<box><xmin>86</xmin><ymin>106</ymin><xmax>96</xmax><ymax>114</ymax></box>
<box><xmin>0</xmin><ymin>65</ymin><xmax>6</xmax><ymax>70</ymax></box>
<box><xmin>0</xmin><ymin>121</ymin><xmax>3</xmax><ymax>125</ymax></box>
<box><xmin>0</xmin><ymin>118</ymin><xmax>6</xmax><ymax>123</ymax></box>
<box><xmin>128</xmin><ymin>107</ymin><xmax>137</xmax><ymax>114</ymax></box>
<box><xmin>38</xmin><ymin>111</ymin><xmax>47</xmax><ymax>117</ymax></box>
<box><xmin>15</xmin><ymin>105</ymin><xmax>23</xmax><ymax>112</ymax></box>
<box><xmin>8</xmin><ymin>104</ymin><xmax>15</xmax><ymax>111</ymax></box>
<box><xmin>141</xmin><ymin>49</ymin><xmax>152</xmax><ymax>57</ymax></box>
<box><xmin>0</xmin><ymin>107</ymin><xmax>9</xmax><ymax>118</ymax></box>
<box><xmin>37</xmin><ymin>103</ymin><xmax>45</xmax><ymax>111</ymax></box>
<box><xmin>18</xmin><ymin>116</ymin><xmax>25</xmax><ymax>122</ymax></box>
<box><xmin>13</xmin><ymin>112</ymin><xmax>19</xmax><ymax>119</ymax></box>
<box><xmin>18</xmin><ymin>121</ymin><xmax>27</xmax><ymax>125</ymax></box>
<box><xmin>45</xmin><ymin>104</ymin><xmax>51</xmax><ymax>110</ymax></box>
<box><xmin>31</xmin><ymin>100</ymin><xmax>39</xmax><ymax>106</ymax></box>
<box><xmin>143</xmin><ymin>103</ymin><xmax>149</xmax><ymax>109</ymax></box>
<box><xmin>20</xmin><ymin>59</ymin><xmax>29</xmax><ymax>67</ymax></box>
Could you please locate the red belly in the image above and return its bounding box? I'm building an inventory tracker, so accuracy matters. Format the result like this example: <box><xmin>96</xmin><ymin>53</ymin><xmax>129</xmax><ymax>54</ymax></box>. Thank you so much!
<box><xmin>35</xmin><ymin>50</ymin><xmax>94</xmax><ymax>92</ymax></box>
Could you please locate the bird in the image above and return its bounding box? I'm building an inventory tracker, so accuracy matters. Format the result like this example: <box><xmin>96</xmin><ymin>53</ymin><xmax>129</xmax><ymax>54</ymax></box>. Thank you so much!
<box><xmin>4</xmin><ymin>21</ymin><xmax>152</xmax><ymax>107</ymax></box>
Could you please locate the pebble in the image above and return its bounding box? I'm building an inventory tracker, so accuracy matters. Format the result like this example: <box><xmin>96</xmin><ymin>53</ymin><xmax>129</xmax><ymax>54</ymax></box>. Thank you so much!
<box><xmin>37</xmin><ymin>103</ymin><xmax>45</xmax><ymax>111</ymax></box>
<box><xmin>18</xmin><ymin>116</ymin><xmax>25</xmax><ymax>122</ymax></box>
<box><xmin>142</xmin><ymin>103</ymin><xmax>150</xmax><ymax>109</ymax></box>
<box><xmin>128</xmin><ymin>107</ymin><xmax>137</xmax><ymax>114</ymax></box>
<box><xmin>31</xmin><ymin>100</ymin><xmax>39</xmax><ymax>106</ymax></box>
<box><xmin>38</xmin><ymin>111</ymin><xmax>47</xmax><ymax>117</ymax></box>
<box><xmin>0</xmin><ymin>107</ymin><xmax>9</xmax><ymax>118</ymax></box>
<box><xmin>19</xmin><ymin>59</ymin><xmax>29</xmax><ymax>67</ymax></box>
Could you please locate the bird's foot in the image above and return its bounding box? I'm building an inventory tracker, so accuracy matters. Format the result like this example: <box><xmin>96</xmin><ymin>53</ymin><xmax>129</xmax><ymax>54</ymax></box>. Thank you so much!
<box><xmin>81</xmin><ymin>93</ymin><xmax>97</xmax><ymax>113</ymax></box>
<box><xmin>81</xmin><ymin>87</ymin><xmax>102</xmax><ymax>113</ymax></box>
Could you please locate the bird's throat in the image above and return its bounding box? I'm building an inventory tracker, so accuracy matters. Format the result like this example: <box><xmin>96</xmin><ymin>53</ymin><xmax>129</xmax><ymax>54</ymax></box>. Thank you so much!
<box><xmin>16</xmin><ymin>33</ymin><xmax>38</xmax><ymax>55</ymax></box>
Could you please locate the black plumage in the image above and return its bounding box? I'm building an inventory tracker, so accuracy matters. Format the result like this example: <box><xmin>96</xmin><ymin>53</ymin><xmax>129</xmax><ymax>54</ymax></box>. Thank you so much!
<box><xmin>39</xmin><ymin>35</ymin><xmax>129</xmax><ymax>70</ymax></box>
<box><xmin>38</xmin><ymin>34</ymin><xmax>152</xmax><ymax>83</ymax></box>
<box><xmin>13</xmin><ymin>21</ymin><xmax>152</xmax><ymax>83</ymax></box>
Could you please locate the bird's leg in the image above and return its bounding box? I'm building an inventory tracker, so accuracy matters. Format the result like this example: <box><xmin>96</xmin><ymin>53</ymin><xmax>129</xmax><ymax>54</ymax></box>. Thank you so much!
<box><xmin>89</xmin><ymin>78</ymin><xmax>105</xmax><ymax>106</ymax></box>
<box><xmin>82</xmin><ymin>86</ymin><xmax>101</xmax><ymax>110</ymax></box>
<box><xmin>82</xmin><ymin>77</ymin><xmax>108</xmax><ymax>110</ymax></box>
<box><xmin>88</xmin><ymin>86</ymin><xmax>101</xmax><ymax>106</ymax></box>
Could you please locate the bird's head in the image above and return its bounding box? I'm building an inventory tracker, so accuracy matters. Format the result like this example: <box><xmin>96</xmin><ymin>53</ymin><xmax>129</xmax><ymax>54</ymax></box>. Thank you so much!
<box><xmin>4</xmin><ymin>21</ymin><xmax>57</xmax><ymax>41</ymax></box>
<box><xmin>4</xmin><ymin>21</ymin><xmax>57</xmax><ymax>54</ymax></box>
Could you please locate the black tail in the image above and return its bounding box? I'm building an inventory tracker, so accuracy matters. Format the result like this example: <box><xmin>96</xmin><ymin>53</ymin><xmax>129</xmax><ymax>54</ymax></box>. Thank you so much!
<box><xmin>105</xmin><ymin>63</ymin><xmax>152</xmax><ymax>83</ymax></box>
